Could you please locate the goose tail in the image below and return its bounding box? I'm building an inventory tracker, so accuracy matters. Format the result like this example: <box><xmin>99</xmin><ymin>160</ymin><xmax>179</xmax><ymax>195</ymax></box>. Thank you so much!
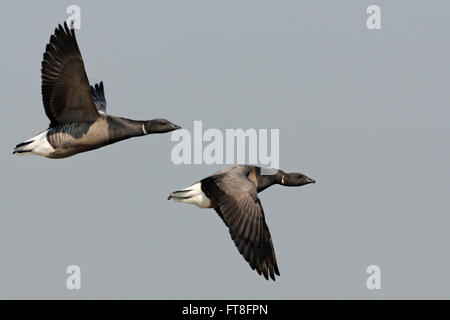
<box><xmin>167</xmin><ymin>189</ymin><xmax>195</xmax><ymax>201</ymax></box>
<box><xmin>167</xmin><ymin>182</ymin><xmax>212</xmax><ymax>208</ymax></box>
<box><xmin>13</xmin><ymin>130</ymin><xmax>53</xmax><ymax>157</ymax></box>
<box><xmin>13</xmin><ymin>140</ymin><xmax>34</xmax><ymax>155</ymax></box>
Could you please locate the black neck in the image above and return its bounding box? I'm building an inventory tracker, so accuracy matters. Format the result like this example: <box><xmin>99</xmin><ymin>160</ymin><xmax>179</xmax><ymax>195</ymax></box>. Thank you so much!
<box><xmin>256</xmin><ymin>169</ymin><xmax>284</xmax><ymax>193</ymax></box>
<box><xmin>106</xmin><ymin>116</ymin><xmax>146</xmax><ymax>142</ymax></box>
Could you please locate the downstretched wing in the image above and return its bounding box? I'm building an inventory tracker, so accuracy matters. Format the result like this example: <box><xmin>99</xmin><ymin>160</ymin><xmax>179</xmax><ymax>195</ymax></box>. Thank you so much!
<box><xmin>201</xmin><ymin>167</ymin><xmax>280</xmax><ymax>280</ymax></box>
<box><xmin>90</xmin><ymin>81</ymin><xmax>107</xmax><ymax>114</ymax></box>
<box><xmin>41</xmin><ymin>22</ymin><xmax>100</xmax><ymax>125</ymax></box>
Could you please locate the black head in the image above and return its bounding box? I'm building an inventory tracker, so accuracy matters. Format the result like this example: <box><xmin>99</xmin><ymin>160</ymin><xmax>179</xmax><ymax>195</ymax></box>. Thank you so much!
<box><xmin>145</xmin><ymin>119</ymin><xmax>181</xmax><ymax>134</ymax></box>
<box><xmin>280</xmin><ymin>172</ymin><xmax>315</xmax><ymax>186</ymax></box>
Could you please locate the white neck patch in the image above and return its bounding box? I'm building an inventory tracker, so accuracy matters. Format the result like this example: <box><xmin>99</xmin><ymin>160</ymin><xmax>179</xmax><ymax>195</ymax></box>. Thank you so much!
<box><xmin>281</xmin><ymin>175</ymin><xmax>285</xmax><ymax>184</ymax></box>
<box><xmin>142</xmin><ymin>123</ymin><xmax>148</xmax><ymax>135</ymax></box>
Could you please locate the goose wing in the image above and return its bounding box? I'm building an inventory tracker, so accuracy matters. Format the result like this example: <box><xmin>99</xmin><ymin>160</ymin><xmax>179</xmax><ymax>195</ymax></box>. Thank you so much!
<box><xmin>41</xmin><ymin>22</ymin><xmax>100</xmax><ymax>125</ymax></box>
<box><xmin>201</xmin><ymin>167</ymin><xmax>280</xmax><ymax>280</ymax></box>
<box><xmin>90</xmin><ymin>81</ymin><xmax>107</xmax><ymax>114</ymax></box>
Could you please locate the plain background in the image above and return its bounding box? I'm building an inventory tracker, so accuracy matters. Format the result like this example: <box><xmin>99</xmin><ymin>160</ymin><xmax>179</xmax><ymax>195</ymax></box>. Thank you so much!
<box><xmin>1</xmin><ymin>1</ymin><xmax>449</xmax><ymax>299</ymax></box>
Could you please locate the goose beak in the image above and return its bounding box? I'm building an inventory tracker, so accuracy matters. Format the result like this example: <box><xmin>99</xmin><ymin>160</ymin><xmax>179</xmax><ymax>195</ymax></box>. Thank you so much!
<box><xmin>172</xmin><ymin>124</ymin><xmax>182</xmax><ymax>130</ymax></box>
<box><xmin>307</xmin><ymin>177</ymin><xmax>316</xmax><ymax>184</ymax></box>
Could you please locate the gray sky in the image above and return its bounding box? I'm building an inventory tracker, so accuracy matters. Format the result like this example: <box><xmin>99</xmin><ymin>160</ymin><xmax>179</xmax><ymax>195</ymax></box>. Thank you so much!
<box><xmin>1</xmin><ymin>0</ymin><xmax>450</xmax><ymax>299</ymax></box>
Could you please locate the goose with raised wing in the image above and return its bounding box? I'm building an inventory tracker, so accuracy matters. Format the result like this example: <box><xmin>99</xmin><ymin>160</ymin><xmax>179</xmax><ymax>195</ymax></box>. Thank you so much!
<box><xmin>13</xmin><ymin>22</ymin><xmax>180</xmax><ymax>159</ymax></box>
<box><xmin>168</xmin><ymin>165</ymin><xmax>315</xmax><ymax>280</ymax></box>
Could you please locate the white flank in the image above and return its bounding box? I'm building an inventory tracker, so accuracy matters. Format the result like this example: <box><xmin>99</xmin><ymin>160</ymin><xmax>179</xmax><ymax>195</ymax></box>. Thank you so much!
<box><xmin>170</xmin><ymin>182</ymin><xmax>212</xmax><ymax>208</ymax></box>
<box><xmin>14</xmin><ymin>130</ymin><xmax>55</xmax><ymax>157</ymax></box>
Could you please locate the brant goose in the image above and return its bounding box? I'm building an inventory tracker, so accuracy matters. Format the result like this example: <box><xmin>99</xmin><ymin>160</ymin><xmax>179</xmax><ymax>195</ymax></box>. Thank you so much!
<box><xmin>13</xmin><ymin>22</ymin><xmax>181</xmax><ymax>159</ymax></box>
<box><xmin>168</xmin><ymin>165</ymin><xmax>315</xmax><ymax>280</ymax></box>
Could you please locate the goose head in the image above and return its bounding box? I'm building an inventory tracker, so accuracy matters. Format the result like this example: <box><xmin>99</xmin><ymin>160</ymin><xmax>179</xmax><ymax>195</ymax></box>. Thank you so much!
<box><xmin>145</xmin><ymin>119</ymin><xmax>181</xmax><ymax>134</ymax></box>
<box><xmin>280</xmin><ymin>172</ymin><xmax>315</xmax><ymax>186</ymax></box>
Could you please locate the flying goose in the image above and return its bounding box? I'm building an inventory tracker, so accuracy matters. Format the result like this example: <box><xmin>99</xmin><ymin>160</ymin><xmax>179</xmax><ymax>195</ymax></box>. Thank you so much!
<box><xmin>13</xmin><ymin>22</ymin><xmax>180</xmax><ymax>159</ymax></box>
<box><xmin>168</xmin><ymin>165</ymin><xmax>315</xmax><ymax>280</ymax></box>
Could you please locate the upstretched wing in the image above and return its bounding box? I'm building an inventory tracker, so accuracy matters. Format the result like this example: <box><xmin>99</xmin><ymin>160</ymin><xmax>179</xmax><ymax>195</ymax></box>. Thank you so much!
<box><xmin>201</xmin><ymin>167</ymin><xmax>280</xmax><ymax>280</ymax></box>
<box><xmin>90</xmin><ymin>81</ymin><xmax>107</xmax><ymax>114</ymax></box>
<box><xmin>41</xmin><ymin>22</ymin><xmax>100</xmax><ymax>125</ymax></box>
